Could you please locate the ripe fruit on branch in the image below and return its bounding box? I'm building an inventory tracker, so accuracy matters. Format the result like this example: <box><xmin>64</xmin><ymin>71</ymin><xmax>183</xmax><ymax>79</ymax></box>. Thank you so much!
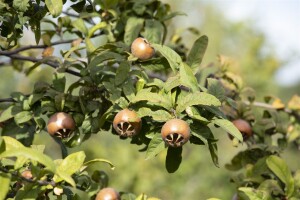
<box><xmin>113</xmin><ymin>109</ymin><xmax>142</xmax><ymax>137</ymax></box>
<box><xmin>232</xmin><ymin>119</ymin><xmax>252</xmax><ymax>140</ymax></box>
<box><xmin>131</xmin><ymin>37</ymin><xmax>155</xmax><ymax>60</ymax></box>
<box><xmin>161</xmin><ymin>119</ymin><xmax>191</xmax><ymax>147</ymax></box>
<box><xmin>47</xmin><ymin>112</ymin><xmax>76</xmax><ymax>138</ymax></box>
<box><xmin>95</xmin><ymin>187</ymin><xmax>120</xmax><ymax>200</ymax></box>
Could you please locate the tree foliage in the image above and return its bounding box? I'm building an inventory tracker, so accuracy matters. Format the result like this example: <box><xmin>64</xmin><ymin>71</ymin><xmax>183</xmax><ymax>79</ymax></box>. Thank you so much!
<box><xmin>0</xmin><ymin>0</ymin><xmax>299</xmax><ymax>199</ymax></box>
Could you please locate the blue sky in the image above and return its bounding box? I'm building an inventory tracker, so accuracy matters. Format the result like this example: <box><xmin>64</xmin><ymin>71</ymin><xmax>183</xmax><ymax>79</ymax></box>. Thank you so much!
<box><xmin>207</xmin><ymin>0</ymin><xmax>300</xmax><ymax>86</ymax></box>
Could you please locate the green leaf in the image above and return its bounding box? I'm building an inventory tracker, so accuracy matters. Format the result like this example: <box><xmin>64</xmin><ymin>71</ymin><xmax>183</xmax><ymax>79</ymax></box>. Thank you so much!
<box><xmin>45</xmin><ymin>0</ymin><xmax>63</xmax><ymax>18</ymax></box>
<box><xmin>14</xmin><ymin>111</ymin><xmax>32</xmax><ymax>124</ymax></box>
<box><xmin>0</xmin><ymin>172</ymin><xmax>11</xmax><ymax>200</ymax></box>
<box><xmin>1</xmin><ymin>136</ymin><xmax>24</xmax><ymax>150</ymax></box>
<box><xmin>266</xmin><ymin>155</ymin><xmax>295</xmax><ymax>197</ymax></box>
<box><xmin>136</xmin><ymin>108</ymin><xmax>173</xmax><ymax>122</ymax></box>
<box><xmin>115</xmin><ymin>62</ymin><xmax>131</xmax><ymax>86</ymax></box>
<box><xmin>143</xmin><ymin>20</ymin><xmax>164</xmax><ymax>43</ymax></box>
<box><xmin>53</xmin><ymin>73</ymin><xmax>66</xmax><ymax>93</ymax></box>
<box><xmin>146</xmin><ymin>134</ymin><xmax>166</xmax><ymax>160</ymax></box>
<box><xmin>185</xmin><ymin>106</ymin><xmax>209</xmax><ymax>123</ymax></box>
<box><xmin>88</xmin><ymin>22</ymin><xmax>107</xmax><ymax>38</ymax></box>
<box><xmin>13</xmin><ymin>0</ymin><xmax>29</xmax><ymax>12</ymax></box>
<box><xmin>124</xmin><ymin>17</ymin><xmax>144</xmax><ymax>45</ymax></box>
<box><xmin>0</xmin><ymin>106</ymin><xmax>13</xmax><ymax>122</ymax></box>
<box><xmin>85</xmin><ymin>38</ymin><xmax>96</xmax><ymax>54</ymax></box>
<box><xmin>161</xmin><ymin>11</ymin><xmax>186</xmax><ymax>21</ymax></box>
<box><xmin>176</xmin><ymin>91</ymin><xmax>221</xmax><ymax>114</ymax></box>
<box><xmin>0</xmin><ymin>147</ymin><xmax>56</xmax><ymax>173</ymax></box>
<box><xmin>211</xmin><ymin>119</ymin><xmax>243</xmax><ymax>142</ymax></box>
<box><xmin>187</xmin><ymin>35</ymin><xmax>208</xmax><ymax>69</ymax></box>
<box><xmin>165</xmin><ymin>147</ymin><xmax>182</xmax><ymax>173</ymax></box>
<box><xmin>258</xmin><ymin>180</ymin><xmax>284</xmax><ymax>195</ymax></box>
<box><xmin>164</xmin><ymin>75</ymin><xmax>180</xmax><ymax>92</ymax></box>
<box><xmin>53</xmin><ymin>151</ymin><xmax>86</xmax><ymax>186</ymax></box>
<box><xmin>180</xmin><ymin>63</ymin><xmax>199</xmax><ymax>92</ymax></box>
<box><xmin>83</xmin><ymin>158</ymin><xmax>115</xmax><ymax>170</ymax></box>
<box><xmin>72</xmin><ymin>18</ymin><xmax>88</xmax><ymax>35</ymax></box>
<box><xmin>132</xmin><ymin>89</ymin><xmax>172</xmax><ymax>110</ymax></box>
<box><xmin>207</xmin><ymin>78</ymin><xmax>225</xmax><ymax>101</ymax></box>
<box><xmin>238</xmin><ymin>187</ymin><xmax>270</xmax><ymax>200</ymax></box>
<box><xmin>208</xmin><ymin>139</ymin><xmax>219</xmax><ymax>167</ymax></box>
<box><xmin>88</xmin><ymin>52</ymin><xmax>123</xmax><ymax>68</ymax></box>
<box><xmin>152</xmin><ymin>43</ymin><xmax>182</xmax><ymax>72</ymax></box>
<box><xmin>15</xmin><ymin>186</ymin><xmax>40</xmax><ymax>200</ymax></box>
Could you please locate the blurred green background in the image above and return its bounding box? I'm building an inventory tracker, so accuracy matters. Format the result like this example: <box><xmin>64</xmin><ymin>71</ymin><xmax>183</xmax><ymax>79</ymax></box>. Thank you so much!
<box><xmin>1</xmin><ymin>0</ymin><xmax>299</xmax><ymax>199</ymax></box>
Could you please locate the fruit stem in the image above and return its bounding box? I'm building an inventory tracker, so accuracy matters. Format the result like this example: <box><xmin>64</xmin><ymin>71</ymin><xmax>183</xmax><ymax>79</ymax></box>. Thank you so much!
<box><xmin>52</xmin><ymin>136</ymin><xmax>68</xmax><ymax>158</ymax></box>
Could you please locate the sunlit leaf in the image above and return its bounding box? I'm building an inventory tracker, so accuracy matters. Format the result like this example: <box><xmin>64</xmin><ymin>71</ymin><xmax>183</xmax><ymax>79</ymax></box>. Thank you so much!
<box><xmin>0</xmin><ymin>172</ymin><xmax>11</xmax><ymax>200</ymax></box>
<box><xmin>176</xmin><ymin>92</ymin><xmax>221</xmax><ymax>114</ymax></box>
<box><xmin>180</xmin><ymin>63</ymin><xmax>198</xmax><ymax>92</ymax></box>
<box><xmin>152</xmin><ymin>44</ymin><xmax>182</xmax><ymax>72</ymax></box>
<box><xmin>146</xmin><ymin>134</ymin><xmax>166</xmax><ymax>160</ymax></box>
<box><xmin>266</xmin><ymin>155</ymin><xmax>295</xmax><ymax>197</ymax></box>
<box><xmin>211</xmin><ymin>119</ymin><xmax>243</xmax><ymax>142</ymax></box>
<box><xmin>45</xmin><ymin>0</ymin><xmax>63</xmax><ymax>17</ymax></box>
<box><xmin>132</xmin><ymin>89</ymin><xmax>172</xmax><ymax>110</ymax></box>
<box><xmin>0</xmin><ymin>147</ymin><xmax>56</xmax><ymax>172</ymax></box>
<box><xmin>53</xmin><ymin>151</ymin><xmax>86</xmax><ymax>186</ymax></box>
<box><xmin>124</xmin><ymin>17</ymin><xmax>144</xmax><ymax>45</ymax></box>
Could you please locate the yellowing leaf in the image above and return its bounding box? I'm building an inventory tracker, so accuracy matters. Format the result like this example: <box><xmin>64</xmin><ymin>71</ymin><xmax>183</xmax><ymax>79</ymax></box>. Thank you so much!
<box><xmin>42</xmin><ymin>47</ymin><xmax>54</xmax><ymax>58</ymax></box>
<box><xmin>272</xmin><ymin>98</ymin><xmax>285</xmax><ymax>109</ymax></box>
<box><xmin>288</xmin><ymin>95</ymin><xmax>300</xmax><ymax>111</ymax></box>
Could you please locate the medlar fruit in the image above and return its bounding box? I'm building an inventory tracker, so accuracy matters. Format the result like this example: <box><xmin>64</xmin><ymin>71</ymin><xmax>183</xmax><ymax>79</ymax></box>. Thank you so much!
<box><xmin>47</xmin><ymin>112</ymin><xmax>76</xmax><ymax>138</ymax></box>
<box><xmin>95</xmin><ymin>187</ymin><xmax>120</xmax><ymax>200</ymax></box>
<box><xmin>232</xmin><ymin>119</ymin><xmax>252</xmax><ymax>140</ymax></box>
<box><xmin>161</xmin><ymin>119</ymin><xmax>191</xmax><ymax>147</ymax></box>
<box><xmin>131</xmin><ymin>37</ymin><xmax>155</xmax><ymax>60</ymax></box>
<box><xmin>21</xmin><ymin>170</ymin><xmax>33</xmax><ymax>179</ymax></box>
<box><xmin>113</xmin><ymin>109</ymin><xmax>141</xmax><ymax>137</ymax></box>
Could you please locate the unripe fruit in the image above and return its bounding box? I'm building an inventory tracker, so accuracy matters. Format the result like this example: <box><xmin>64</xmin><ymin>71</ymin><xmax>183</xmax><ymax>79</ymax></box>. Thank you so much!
<box><xmin>113</xmin><ymin>109</ymin><xmax>141</xmax><ymax>137</ymax></box>
<box><xmin>161</xmin><ymin>119</ymin><xmax>191</xmax><ymax>147</ymax></box>
<box><xmin>47</xmin><ymin>112</ymin><xmax>76</xmax><ymax>138</ymax></box>
<box><xmin>95</xmin><ymin>187</ymin><xmax>120</xmax><ymax>200</ymax></box>
<box><xmin>21</xmin><ymin>170</ymin><xmax>33</xmax><ymax>179</ymax></box>
<box><xmin>131</xmin><ymin>37</ymin><xmax>155</xmax><ymax>60</ymax></box>
<box><xmin>232</xmin><ymin>119</ymin><xmax>252</xmax><ymax>139</ymax></box>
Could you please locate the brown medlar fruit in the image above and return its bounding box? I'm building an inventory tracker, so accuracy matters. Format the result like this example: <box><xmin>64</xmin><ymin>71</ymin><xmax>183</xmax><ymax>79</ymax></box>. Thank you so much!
<box><xmin>232</xmin><ymin>119</ymin><xmax>252</xmax><ymax>140</ymax></box>
<box><xmin>131</xmin><ymin>37</ymin><xmax>155</xmax><ymax>60</ymax></box>
<box><xmin>47</xmin><ymin>112</ymin><xmax>76</xmax><ymax>138</ymax></box>
<box><xmin>161</xmin><ymin>119</ymin><xmax>191</xmax><ymax>147</ymax></box>
<box><xmin>113</xmin><ymin>109</ymin><xmax>142</xmax><ymax>137</ymax></box>
<box><xmin>95</xmin><ymin>187</ymin><xmax>120</xmax><ymax>200</ymax></box>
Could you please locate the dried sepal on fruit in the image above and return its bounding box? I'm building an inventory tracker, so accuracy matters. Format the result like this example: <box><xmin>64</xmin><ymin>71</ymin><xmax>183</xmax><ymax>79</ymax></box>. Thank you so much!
<box><xmin>113</xmin><ymin>109</ymin><xmax>142</xmax><ymax>137</ymax></box>
<box><xmin>47</xmin><ymin>112</ymin><xmax>76</xmax><ymax>138</ymax></box>
<box><xmin>161</xmin><ymin>119</ymin><xmax>191</xmax><ymax>147</ymax></box>
<box><xmin>131</xmin><ymin>37</ymin><xmax>155</xmax><ymax>60</ymax></box>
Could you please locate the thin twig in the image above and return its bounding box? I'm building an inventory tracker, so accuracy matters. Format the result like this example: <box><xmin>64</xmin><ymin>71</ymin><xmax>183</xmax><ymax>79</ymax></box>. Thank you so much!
<box><xmin>244</xmin><ymin>101</ymin><xmax>300</xmax><ymax>122</ymax></box>
<box><xmin>2</xmin><ymin>54</ymin><xmax>81</xmax><ymax>77</ymax></box>
<box><xmin>0</xmin><ymin>39</ymin><xmax>74</xmax><ymax>56</ymax></box>
<box><xmin>0</xmin><ymin>167</ymin><xmax>56</xmax><ymax>187</ymax></box>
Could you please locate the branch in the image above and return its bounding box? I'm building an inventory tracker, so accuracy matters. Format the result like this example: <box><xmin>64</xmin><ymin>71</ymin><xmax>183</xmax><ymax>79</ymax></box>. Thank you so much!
<box><xmin>1</xmin><ymin>54</ymin><xmax>81</xmax><ymax>77</ymax></box>
<box><xmin>244</xmin><ymin>101</ymin><xmax>300</xmax><ymax>122</ymax></box>
<box><xmin>0</xmin><ymin>97</ymin><xmax>16</xmax><ymax>103</ymax></box>
<box><xmin>0</xmin><ymin>167</ymin><xmax>56</xmax><ymax>187</ymax></box>
<box><xmin>0</xmin><ymin>39</ymin><xmax>74</xmax><ymax>56</ymax></box>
